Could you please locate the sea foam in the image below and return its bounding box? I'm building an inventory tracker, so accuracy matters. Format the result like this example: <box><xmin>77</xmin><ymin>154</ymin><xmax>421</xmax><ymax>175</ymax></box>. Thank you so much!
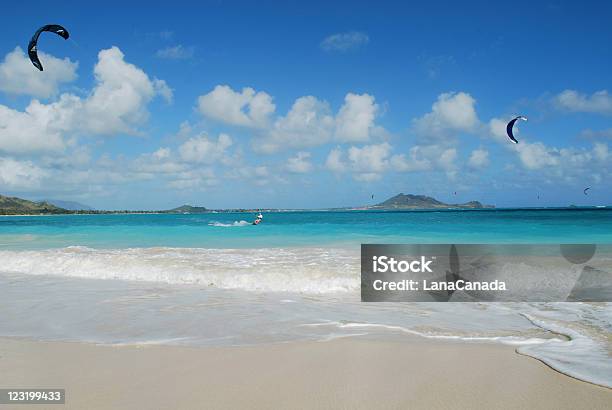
<box><xmin>0</xmin><ymin>246</ymin><xmax>359</xmax><ymax>293</ymax></box>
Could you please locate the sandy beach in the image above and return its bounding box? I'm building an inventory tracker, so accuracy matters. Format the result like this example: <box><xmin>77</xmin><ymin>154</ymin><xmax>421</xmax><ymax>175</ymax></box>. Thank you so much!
<box><xmin>1</xmin><ymin>337</ymin><xmax>610</xmax><ymax>410</ymax></box>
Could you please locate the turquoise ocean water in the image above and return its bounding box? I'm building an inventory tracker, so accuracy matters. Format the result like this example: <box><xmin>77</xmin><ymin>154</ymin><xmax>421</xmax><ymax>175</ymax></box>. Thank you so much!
<box><xmin>1</xmin><ymin>208</ymin><xmax>612</xmax><ymax>249</ymax></box>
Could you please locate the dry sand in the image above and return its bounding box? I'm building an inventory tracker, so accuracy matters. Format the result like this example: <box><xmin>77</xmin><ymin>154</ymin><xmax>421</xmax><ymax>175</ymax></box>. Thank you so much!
<box><xmin>0</xmin><ymin>337</ymin><xmax>610</xmax><ymax>409</ymax></box>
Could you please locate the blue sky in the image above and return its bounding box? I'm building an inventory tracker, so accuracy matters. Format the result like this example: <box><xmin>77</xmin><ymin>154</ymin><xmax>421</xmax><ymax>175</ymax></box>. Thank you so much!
<box><xmin>0</xmin><ymin>1</ymin><xmax>610</xmax><ymax>209</ymax></box>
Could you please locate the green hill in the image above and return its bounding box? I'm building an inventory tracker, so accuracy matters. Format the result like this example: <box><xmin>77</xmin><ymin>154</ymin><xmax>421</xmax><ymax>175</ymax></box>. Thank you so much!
<box><xmin>0</xmin><ymin>194</ymin><xmax>68</xmax><ymax>215</ymax></box>
<box><xmin>371</xmin><ymin>193</ymin><xmax>493</xmax><ymax>209</ymax></box>
<box><xmin>165</xmin><ymin>205</ymin><xmax>209</xmax><ymax>214</ymax></box>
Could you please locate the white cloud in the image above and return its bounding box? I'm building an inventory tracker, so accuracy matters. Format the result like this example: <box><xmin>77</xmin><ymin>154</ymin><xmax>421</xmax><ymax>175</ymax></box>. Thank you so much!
<box><xmin>256</xmin><ymin>96</ymin><xmax>334</xmax><ymax>153</ymax></box>
<box><xmin>324</xmin><ymin>143</ymin><xmax>391</xmax><ymax>181</ymax></box>
<box><xmin>225</xmin><ymin>165</ymin><xmax>272</xmax><ymax>186</ymax></box>
<box><xmin>325</xmin><ymin>147</ymin><xmax>347</xmax><ymax>173</ymax></box>
<box><xmin>488</xmin><ymin>117</ymin><xmax>511</xmax><ymax>143</ymax></box>
<box><xmin>553</xmin><ymin>90</ymin><xmax>612</xmax><ymax>115</ymax></box>
<box><xmin>438</xmin><ymin>148</ymin><xmax>457</xmax><ymax>171</ymax></box>
<box><xmin>353</xmin><ymin>172</ymin><xmax>382</xmax><ymax>182</ymax></box>
<box><xmin>335</xmin><ymin>93</ymin><xmax>379</xmax><ymax>142</ymax></box>
<box><xmin>326</xmin><ymin>142</ymin><xmax>463</xmax><ymax>181</ymax></box>
<box><xmin>155</xmin><ymin>45</ymin><xmax>195</xmax><ymax>60</ymax></box>
<box><xmin>153</xmin><ymin>79</ymin><xmax>173</xmax><ymax>103</ymax></box>
<box><xmin>594</xmin><ymin>143</ymin><xmax>608</xmax><ymax>161</ymax></box>
<box><xmin>197</xmin><ymin>85</ymin><xmax>275</xmax><ymax>128</ymax></box>
<box><xmin>0</xmin><ymin>96</ymin><xmax>76</xmax><ymax>154</ymax></box>
<box><xmin>252</xmin><ymin>92</ymin><xmax>383</xmax><ymax>153</ymax></box>
<box><xmin>347</xmin><ymin>143</ymin><xmax>391</xmax><ymax>173</ymax></box>
<box><xmin>320</xmin><ymin>31</ymin><xmax>369</xmax><ymax>52</ymax></box>
<box><xmin>390</xmin><ymin>147</ymin><xmax>432</xmax><ymax>172</ymax></box>
<box><xmin>178</xmin><ymin>133</ymin><xmax>233</xmax><ymax>164</ymax></box>
<box><xmin>413</xmin><ymin>92</ymin><xmax>479</xmax><ymax>138</ymax></box>
<box><xmin>129</xmin><ymin>147</ymin><xmax>189</xmax><ymax>176</ymax></box>
<box><xmin>166</xmin><ymin>168</ymin><xmax>217</xmax><ymax>190</ymax></box>
<box><xmin>515</xmin><ymin>142</ymin><xmax>560</xmax><ymax>170</ymax></box>
<box><xmin>0</xmin><ymin>47</ymin><xmax>78</xmax><ymax>98</ymax></box>
<box><xmin>468</xmin><ymin>149</ymin><xmax>489</xmax><ymax>169</ymax></box>
<box><xmin>82</xmin><ymin>47</ymin><xmax>168</xmax><ymax>135</ymax></box>
<box><xmin>286</xmin><ymin>151</ymin><xmax>313</xmax><ymax>174</ymax></box>
<box><xmin>152</xmin><ymin>147</ymin><xmax>171</xmax><ymax>160</ymax></box>
<box><xmin>513</xmin><ymin>142</ymin><xmax>610</xmax><ymax>175</ymax></box>
<box><xmin>0</xmin><ymin>157</ymin><xmax>47</xmax><ymax>189</ymax></box>
<box><xmin>0</xmin><ymin>46</ymin><xmax>170</xmax><ymax>154</ymax></box>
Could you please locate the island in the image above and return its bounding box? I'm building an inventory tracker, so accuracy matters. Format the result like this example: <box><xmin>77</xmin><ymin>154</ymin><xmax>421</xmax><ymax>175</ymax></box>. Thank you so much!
<box><xmin>367</xmin><ymin>193</ymin><xmax>493</xmax><ymax>210</ymax></box>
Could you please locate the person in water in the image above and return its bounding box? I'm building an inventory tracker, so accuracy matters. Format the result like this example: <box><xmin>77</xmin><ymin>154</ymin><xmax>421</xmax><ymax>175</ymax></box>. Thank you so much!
<box><xmin>253</xmin><ymin>211</ymin><xmax>263</xmax><ymax>225</ymax></box>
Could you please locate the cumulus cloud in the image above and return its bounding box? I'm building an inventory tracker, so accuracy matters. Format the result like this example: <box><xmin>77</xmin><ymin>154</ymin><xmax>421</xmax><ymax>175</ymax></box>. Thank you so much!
<box><xmin>225</xmin><ymin>165</ymin><xmax>272</xmax><ymax>186</ymax></box>
<box><xmin>514</xmin><ymin>141</ymin><xmax>609</xmax><ymax>176</ymax></box>
<box><xmin>468</xmin><ymin>149</ymin><xmax>489</xmax><ymax>169</ymax></box>
<box><xmin>131</xmin><ymin>147</ymin><xmax>187</xmax><ymax>175</ymax></box>
<box><xmin>514</xmin><ymin>142</ymin><xmax>560</xmax><ymax>170</ymax></box>
<box><xmin>256</xmin><ymin>96</ymin><xmax>334</xmax><ymax>153</ymax></box>
<box><xmin>83</xmin><ymin>47</ymin><xmax>171</xmax><ymax>134</ymax></box>
<box><xmin>324</xmin><ymin>143</ymin><xmax>391</xmax><ymax>181</ymax></box>
<box><xmin>326</xmin><ymin>141</ymin><xmax>464</xmax><ymax>181</ymax></box>
<box><xmin>413</xmin><ymin>92</ymin><xmax>479</xmax><ymax>138</ymax></box>
<box><xmin>488</xmin><ymin>117</ymin><xmax>512</xmax><ymax>143</ymax></box>
<box><xmin>347</xmin><ymin>143</ymin><xmax>391</xmax><ymax>174</ymax></box>
<box><xmin>286</xmin><ymin>151</ymin><xmax>313</xmax><ymax>174</ymax></box>
<box><xmin>0</xmin><ymin>47</ymin><xmax>78</xmax><ymax>98</ymax></box>
<box><xmin>0</xmin><ymin>46</ymin><xmax>170</xmax><ymax>154</ymax></box>
<box><xmin>335</xmin><ymin>93</ymin><xmax>379</xmax><ymax>142</ymax></box>
<box><xmin>390</xmin><ymin>146</ymin><xmax>432</xmax><ymax>172</ymax></box>
<box><xmin>178</xmin><ymin>133</ymin><xmax>233</xmax><ymax>164</ymax></box>
<box><xmin>166</xmin><ymin>168</ymin><xmax>218</xmax><ymax>190</ymax></box>
<box><xmin>593</xmin><ymin>143</ymin><xmax>608</xmax><ymax>161</ymax></box>
<box><xmin>0</xmin><ymin>99</ymin><xmax>71</xmax><ymax>154</ymax></box>
<box><xmin>320</xmin><ymin>31</ymin><xmax>369</xmax><ymax>52</ymax></box>
<box><xmin>197</xmin><ymin>85</ymin><xmax>275</xmax><ymax>128</ymax></box>
<box><xmin>553</xmin><ymin>90</ymin><xmax>612</xmax><ymax>115</ymax></box>
<box><xmin>325</xmin><ymin>147</ymin><xmax>347</xmax><ymax>173</ymax></box>
<box><xmin>153</xmin><ymin>79</ymin><xmax>174</xmax><ymax>103</ymax></box>
<box><xmin>0</xmin><ymin>157</ymin><xmax>48</xmax><ymax>190</ymax></box>
<box><xmin>155</xmin><ymin>45</ymin><xmax>195</xmax><ymax>60</ymax></box>
<box><xmin>438</xmin><ymin>148</ymin><xmax>457</xmax><ymax>171</ymax></box>
<box><xmin>252</xmin><ymin>92</ymin><xmax>383</xmax><ymax>153</ymax></box>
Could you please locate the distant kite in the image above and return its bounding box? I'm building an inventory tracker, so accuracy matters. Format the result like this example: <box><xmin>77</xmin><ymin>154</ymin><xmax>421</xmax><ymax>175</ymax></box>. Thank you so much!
<box><xmin>506</xmin><ymin>116</ymin><xmax>527</xmax><ymax>144</ymax></box>
<box><xmin>584</xmin><ymin>187</ymin><xmax>591</xmax><ymax>195</ymax></box>
<box><xmin>28</xmin><ymin>24</ymin><xmax>70</xmax><ymax>71</ymax></box>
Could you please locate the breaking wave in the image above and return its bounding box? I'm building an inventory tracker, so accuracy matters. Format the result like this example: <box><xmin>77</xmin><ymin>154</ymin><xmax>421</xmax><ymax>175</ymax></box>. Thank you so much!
<box><xmin>208</xmin><ymin>220</ymin><xmax>251</xmax><ymax>227</ymax></box>
<box><xmin>0</xmin><ymin>246</ymin><xmax>359</xmax><ymax>293</ymax></box>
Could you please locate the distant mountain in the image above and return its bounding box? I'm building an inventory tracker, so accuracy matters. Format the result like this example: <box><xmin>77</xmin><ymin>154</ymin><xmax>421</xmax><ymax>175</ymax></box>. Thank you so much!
<box><xmin>43</xmin><ymin>199</ymin><xmax>93</xmax><ymax>211</ymax></box>
<box><xmin>166</xmin><ymin>205</ymin><xmax>208</xmax><ymax>214</ymax></box>
<box><xmin>371</xmin><ymin>193</ymin><xmax>493</xmax><ymax>209</ymax></box>
<box><xmin>0</xmin><ymin>194</ymin><xmax>67</xmax><ymax>215</ymax></box>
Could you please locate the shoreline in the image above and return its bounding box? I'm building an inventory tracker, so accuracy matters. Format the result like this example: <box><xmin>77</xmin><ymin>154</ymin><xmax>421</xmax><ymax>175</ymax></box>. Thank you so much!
<box><xmin>1</xmin><ymin>206</ymin><xmax>611</xmax><ymax>218</ymax></box>
<box><xmin>1</xmin><ymin>337</ymin><xmax>610</xmax><ymax>409</ymax></box>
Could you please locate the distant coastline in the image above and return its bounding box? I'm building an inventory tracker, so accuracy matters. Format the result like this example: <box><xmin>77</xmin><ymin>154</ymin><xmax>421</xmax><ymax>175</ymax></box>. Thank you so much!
<box><xmin>0</xmin><ymin>192</ymin><xmax>490</xmax><ymax>215</ymax></box>
<box><xmin>1</xmin><ymin>192</ymin><xmax>609</xmax><ymax>216</ymax></box>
